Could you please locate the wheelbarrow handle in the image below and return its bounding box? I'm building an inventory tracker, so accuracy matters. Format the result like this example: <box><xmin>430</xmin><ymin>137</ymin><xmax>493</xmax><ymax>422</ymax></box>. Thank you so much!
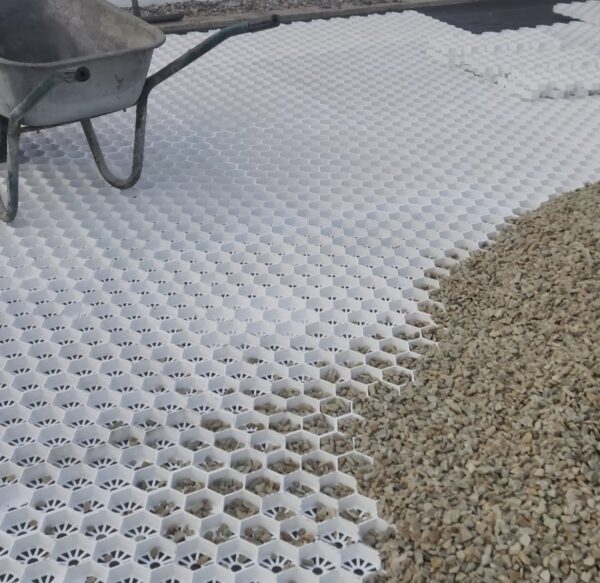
<box><xmin>248</xmin><ymin>15</ymin><xmax>281</xmax><ymax>32</ymax></box>
<box><xmin>143</xmin><ymin>15</ymin><xmax>280</xmax><ymax>95</ymax></box>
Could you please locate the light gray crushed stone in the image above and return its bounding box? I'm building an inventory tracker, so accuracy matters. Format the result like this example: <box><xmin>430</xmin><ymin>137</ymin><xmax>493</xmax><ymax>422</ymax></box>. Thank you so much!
<box><xmin>142</xmin><ymin>0</ymin><xmax>385</xmax><ymax>17</ymax></box>
<box><xmin>350</xmin><ymin>184</ymin><xmax>600</xmax><ymax>582</ymax></box>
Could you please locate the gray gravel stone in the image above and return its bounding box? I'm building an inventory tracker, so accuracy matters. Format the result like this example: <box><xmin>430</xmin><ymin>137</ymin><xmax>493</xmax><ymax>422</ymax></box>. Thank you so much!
<box><xmin>204</xmin><ymin>524</ymin><xmax>234</xmax><ymax>543</ymax></box>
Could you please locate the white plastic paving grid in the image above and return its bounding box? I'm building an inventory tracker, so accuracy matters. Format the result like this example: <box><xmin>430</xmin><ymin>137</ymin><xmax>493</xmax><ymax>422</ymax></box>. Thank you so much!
<box><xmin>427</xmin><ymin>13</ymin><xmax>600</xmax><ymax>100</ymax></box>
<box><xmin>2</xmin><ymin>9</ymin><xmax>600</xmax><ymax>583</ymax></box>
<box><xmin>555</xmin><ymin>0</ymin><xmax>600</xmax><ymax>23</ymax></box>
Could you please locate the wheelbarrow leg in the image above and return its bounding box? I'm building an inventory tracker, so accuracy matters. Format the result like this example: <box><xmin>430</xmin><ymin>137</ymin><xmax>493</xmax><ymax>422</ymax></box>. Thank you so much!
<box><xmin>80</xmin><ymin>94</ymin><xmax>149</xmax><ymax>190</ymax></box>
<box><xmin>0</xmin><ymin>117</ymin><xmax>7</xmax><ymax>164</ymax></box>
<box><xmin>0</xmin><ymin>77</ymin><xmax>61</xmax><ymax>223</ymax></box>
<box><xmin>0</xmin><ymin>124</ymin><xmax>24</xmax><ymax>223</ymax></box>
<box><xmin>81</xmin><ymin>16</ymin><xmax>280</xmax><ymax>192</ymax></box>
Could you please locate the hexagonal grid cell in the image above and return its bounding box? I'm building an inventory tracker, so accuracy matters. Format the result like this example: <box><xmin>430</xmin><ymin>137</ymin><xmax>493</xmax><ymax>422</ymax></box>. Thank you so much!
<box><xmin>1</xmin><ymin>5</ymin><xmax>598</xmax><ymax>581</ymax></box>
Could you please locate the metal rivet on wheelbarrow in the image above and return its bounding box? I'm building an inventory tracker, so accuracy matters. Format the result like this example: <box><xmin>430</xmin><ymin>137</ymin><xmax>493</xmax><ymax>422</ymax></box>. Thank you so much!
<box><xmin>0</xmin><ymin>0</ymin><xmax>280</xmax><ymax>223</ymax></box>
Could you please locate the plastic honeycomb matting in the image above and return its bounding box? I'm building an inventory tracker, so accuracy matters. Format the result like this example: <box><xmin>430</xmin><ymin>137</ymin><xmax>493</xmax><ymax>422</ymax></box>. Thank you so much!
<box><xmin>2</xmin><ymin>9</ymin><xmax>600</xmax><ymax>583</ymax></box>
<box><xmin>426</xmin><ymin>16</ymin><xmax>600</xmax><ymax>99</ymax></box>
<box><xmin>555</xmin><ymin>0</ymin><xmax>600</xmax><ymax>24</ymax></box>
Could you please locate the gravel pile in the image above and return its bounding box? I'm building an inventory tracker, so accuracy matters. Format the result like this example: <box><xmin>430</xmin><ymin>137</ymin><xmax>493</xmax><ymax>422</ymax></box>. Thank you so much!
<box><xmin>351</xmin><ymin>184</ymin><xmax>600</xmax><ymax>582</ymax></box>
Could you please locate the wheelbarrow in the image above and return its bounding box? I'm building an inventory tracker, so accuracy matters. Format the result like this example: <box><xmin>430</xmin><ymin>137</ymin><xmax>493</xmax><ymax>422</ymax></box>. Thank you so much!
<box><xmin>0</xmin><ymin>0</ymin><xmax>280</xmax><ymax>223</ymax></box>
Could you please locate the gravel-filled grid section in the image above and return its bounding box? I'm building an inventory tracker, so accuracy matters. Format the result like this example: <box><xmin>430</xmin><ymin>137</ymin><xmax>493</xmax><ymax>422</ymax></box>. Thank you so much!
<box><xmin>350</xmin><ymin>184</ymin><xmax>600</xmax><ymax>581</ymax></box>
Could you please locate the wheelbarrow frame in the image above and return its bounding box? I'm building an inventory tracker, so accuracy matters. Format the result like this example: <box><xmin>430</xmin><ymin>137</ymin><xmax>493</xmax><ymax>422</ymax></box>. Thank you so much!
<box><xmin>0</xmin><ymin>16</ymin><xmax>280</xmax><ymax>223</ymax></box>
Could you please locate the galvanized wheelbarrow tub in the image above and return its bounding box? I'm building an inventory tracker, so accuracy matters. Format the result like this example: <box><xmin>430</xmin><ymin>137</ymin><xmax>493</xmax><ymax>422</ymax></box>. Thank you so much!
<box><xmin>0</xmin><ymin>0</ymin><xmax>166</xmax><ymax>127</ymax></box>
<box><xmin>0</xmin><ymin>0</ymin><xmax>280</xmax><ymax>223</ymax></box>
